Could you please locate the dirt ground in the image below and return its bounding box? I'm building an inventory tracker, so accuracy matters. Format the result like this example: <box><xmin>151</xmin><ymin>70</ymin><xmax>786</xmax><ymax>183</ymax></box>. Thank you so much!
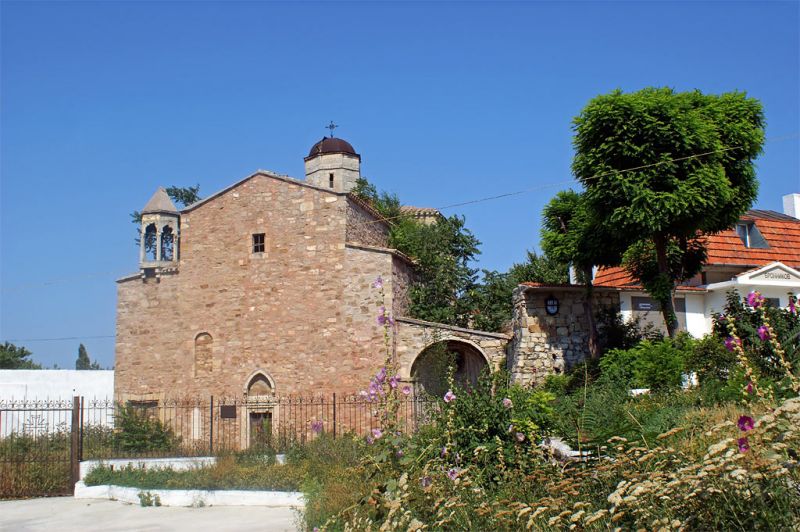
<box><xmin>0</xmin><ymin>497</ymin><xmax>300</xmax><ymax>531</ymax></box>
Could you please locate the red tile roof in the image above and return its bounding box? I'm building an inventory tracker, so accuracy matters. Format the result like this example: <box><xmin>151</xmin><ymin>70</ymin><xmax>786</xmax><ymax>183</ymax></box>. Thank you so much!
<box><xmin>593</xmin><ymin>210</ymin><xmax>800</xmax><ymax>288</ymax></box>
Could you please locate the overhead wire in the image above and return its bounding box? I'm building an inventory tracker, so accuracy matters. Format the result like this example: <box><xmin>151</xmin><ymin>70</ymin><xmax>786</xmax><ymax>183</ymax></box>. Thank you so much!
<box><xmin>2</xmin><ymin>132</ymin><xmax>797</xmax><ymax>343</ymax></box>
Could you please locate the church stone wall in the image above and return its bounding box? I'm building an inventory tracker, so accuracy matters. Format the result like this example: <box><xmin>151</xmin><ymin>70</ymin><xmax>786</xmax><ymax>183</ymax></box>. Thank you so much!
<box><xmin>115</xmin><ymin>174</ymin><xmax>394</xmax><ymax>400</ymax></box>
<box><xmin>345</xmin><ymin>197</ymin><xmax>390</xmax><ymax>248</ymax></box>
<box><xmin>508</xmin><ymin>286</ymin><xmax>619</xmax><ymax>386</ymax></box>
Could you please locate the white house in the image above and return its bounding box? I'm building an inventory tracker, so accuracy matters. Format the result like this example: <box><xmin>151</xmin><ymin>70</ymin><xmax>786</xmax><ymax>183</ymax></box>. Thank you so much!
<box><xmin>593</xmin><ymin>193</ymin><xmax>800</xmax><ymax>337</ymax></box>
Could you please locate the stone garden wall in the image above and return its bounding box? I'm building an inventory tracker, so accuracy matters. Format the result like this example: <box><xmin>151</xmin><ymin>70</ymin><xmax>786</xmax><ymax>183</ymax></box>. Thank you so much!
<box><xmin>508</xmin><ymin>286</ymin><xmax>619</xmax><ymax>386</ymax></box>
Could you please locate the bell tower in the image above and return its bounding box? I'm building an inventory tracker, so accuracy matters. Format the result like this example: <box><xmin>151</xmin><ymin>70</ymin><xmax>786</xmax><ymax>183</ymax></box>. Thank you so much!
<box><xmin>304</xmin><ymin>127</ymin><xmax>361</xmax><ymax>193</ymax></box>
<box><xmin>139</xmin><ymin>187</ymin><xmax>180</xmax><ymax>269</ymax></box>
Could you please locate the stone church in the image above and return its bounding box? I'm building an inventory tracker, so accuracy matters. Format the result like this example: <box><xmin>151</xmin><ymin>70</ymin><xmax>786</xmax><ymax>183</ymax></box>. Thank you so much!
<box><xmin>114</xmin><ymin>136</ymin><xmax>513</xmax><ymax>403</ymax></box>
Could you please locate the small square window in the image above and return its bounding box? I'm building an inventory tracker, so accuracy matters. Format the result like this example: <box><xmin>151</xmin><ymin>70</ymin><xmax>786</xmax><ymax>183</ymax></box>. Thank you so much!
<box><xmin>252</xmin><ymin>233</ymin><xmax>265</xmax><ymax>253</ymax></box>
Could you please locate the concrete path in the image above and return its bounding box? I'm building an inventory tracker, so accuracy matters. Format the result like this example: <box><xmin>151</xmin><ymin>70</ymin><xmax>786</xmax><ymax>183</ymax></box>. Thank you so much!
<box><xmin>0</xmin><ymin>497</ymin><xmax>300</xmax><ymax>531</ymax></box>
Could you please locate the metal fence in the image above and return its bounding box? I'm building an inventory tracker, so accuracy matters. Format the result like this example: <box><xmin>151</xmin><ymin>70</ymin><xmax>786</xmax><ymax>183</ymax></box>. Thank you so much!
<box><xmin>0</xmin><ymin>394</ymin><xmax>439</xmax><ymax>498</ymax></box>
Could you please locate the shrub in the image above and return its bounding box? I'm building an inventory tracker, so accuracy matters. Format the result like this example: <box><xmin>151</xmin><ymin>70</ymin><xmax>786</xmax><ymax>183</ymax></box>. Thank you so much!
<box><xmin>600</xmin><ymin>337</ymin><xmax>688</xmax><ymax>392</ymax></box>
<box><xmin>713</xmin><ymin>290</ymin><xmax>800</xmax><ymax>387</ymax></box>
<box><xmin>113</xmin><ymin>404</ymin><xmax>179</xmax><ymax>453</ymax></box>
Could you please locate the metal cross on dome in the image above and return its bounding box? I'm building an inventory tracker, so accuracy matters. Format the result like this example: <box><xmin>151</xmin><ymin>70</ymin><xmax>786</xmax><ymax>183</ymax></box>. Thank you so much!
<box><xmin>326</xmin><ymin>121</ymin><xmax>338</xmax><ymax>137</ymax></box>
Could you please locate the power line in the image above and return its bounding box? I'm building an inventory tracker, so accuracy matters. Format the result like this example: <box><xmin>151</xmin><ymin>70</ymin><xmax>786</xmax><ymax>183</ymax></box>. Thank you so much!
<box><xmin>365</xmin><ymin>132</ymin><xmax>800</xmax><ymax>225</ymax></box>
<box><xmin>1</xmin><ymin>270</ymin><xmax>130</xmax><ymax>293</ymax></box>
<box><xmin>3</xmin><ymin>335</ymin><xmax>115</xmax><ymax>343</ymax></box>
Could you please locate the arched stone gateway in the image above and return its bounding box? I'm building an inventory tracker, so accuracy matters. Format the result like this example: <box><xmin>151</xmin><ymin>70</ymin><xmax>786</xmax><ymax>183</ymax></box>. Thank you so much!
<box><xmin>411</xmin><ymin>340</ymin><xmax>489</xmax><ymax>395</ymax></box>
<box><xmin>394</xmin><ymin>317</ymin><xmax>510</xmax><ymax>394</ymax></box>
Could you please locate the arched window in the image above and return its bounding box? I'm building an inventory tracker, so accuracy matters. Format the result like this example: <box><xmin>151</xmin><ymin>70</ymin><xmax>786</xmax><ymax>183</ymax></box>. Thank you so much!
<box><xmin>246</xmin><ymin>372</ymin><xmax>274</xmax><ymax>396</ymax></box>
<box><xmin>194</xmin><ymin>333</ymin><xmax>213</xmax><ymax>375</ymax></box>
<box><xmin>161</xmin><ymin>225</ymin><xmax>175</xmax><ymax>261</ymax></box>
<box><xmin>144</xmin><ymin>223</ymin><xmax>157</xmax><ymax>261</ymax></box>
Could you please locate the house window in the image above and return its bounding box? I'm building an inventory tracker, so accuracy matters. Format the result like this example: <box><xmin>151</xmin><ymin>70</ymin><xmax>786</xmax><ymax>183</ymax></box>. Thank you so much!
<box><xmin>252</xmin><ymin>233</ymin><xmax>265</xmax><ymax>253</ymax></box>
<box><xmin>764</xmin><ymin>297</ymin><xmax>781</xmax><ymax>308</ymax></box>
<box><xmin>736</xmin><ymin>222</ymin><xmax>769</xmax><ymax>248</ymax></box>
<box><xmin>329</xmin><ymin>173</ymin><xmax>334</xmax><ymax>188</ymax></box>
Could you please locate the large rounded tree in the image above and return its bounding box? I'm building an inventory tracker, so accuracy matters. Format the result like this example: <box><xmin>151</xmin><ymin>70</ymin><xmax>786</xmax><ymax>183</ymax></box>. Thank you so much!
<box><xmin>572</xmin><ymin>88</ymin><xmax>764</xmax><ymax>337</ymax></box>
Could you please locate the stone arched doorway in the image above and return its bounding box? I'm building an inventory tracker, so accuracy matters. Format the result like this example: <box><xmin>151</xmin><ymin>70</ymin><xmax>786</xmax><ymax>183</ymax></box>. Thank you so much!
<box><xmin>243</xmin><ymin>371</ymin><xmax>275</xmax><ymax>448</ymax></box>
<box><xmin>410</xmin><ymin>340</ymin><xmax>489</xmax><ymax>396</ymax></box>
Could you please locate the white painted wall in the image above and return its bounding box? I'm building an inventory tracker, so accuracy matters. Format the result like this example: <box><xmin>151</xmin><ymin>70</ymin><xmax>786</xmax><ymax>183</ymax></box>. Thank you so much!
<box><xmin>0</xmin><ymin>370</ymin><xmax>113</xmax><ymax>400</ymax></box>
<box><xmin>684</xmin><ymin>294</ymin><xmax>707</xmax><ymax>338</ymax></box>
<box><xmin>0</xmin><ymin>370</ymin><xmax>114</xmax><ymax>436</ymax></box>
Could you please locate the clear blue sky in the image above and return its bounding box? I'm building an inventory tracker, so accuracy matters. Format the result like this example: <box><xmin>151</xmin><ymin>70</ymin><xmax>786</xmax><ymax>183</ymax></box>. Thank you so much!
<box><xmin>1</xmin><ymin>1</ymin><xmax>798</xmax><ymax>368</ymax></box>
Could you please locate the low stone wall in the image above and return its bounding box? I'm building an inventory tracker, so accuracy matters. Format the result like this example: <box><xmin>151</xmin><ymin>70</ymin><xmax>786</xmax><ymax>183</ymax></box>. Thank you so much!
<box><xmin>74</xmin><ymin>481</ymin><xmax>303</xmax><ymax>507</ymax></box>
<box><xmin>509</xmin><ymin>286</ymin><xmax>620</xmax><ymax>386</ymax></box>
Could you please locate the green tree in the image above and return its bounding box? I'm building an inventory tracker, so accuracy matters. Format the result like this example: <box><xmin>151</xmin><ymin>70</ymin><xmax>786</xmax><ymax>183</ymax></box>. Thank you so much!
<box><xmin>573</xmin><ymin>88</ymin><xmax>764</xmax><ymax>337</ymax></box>
<box><xmin>75</xmin><ymin>343</ymin><xmax>101</xmax><ymax>370</ymax></box>
<box><xmin>352</xmin><ymin>177</ymin><xmax>481</xmax><ymax>328</ymax></box>
<box><xmin>76</xmin><ymin>343</ymin><xmax>90</xmax><ymax>369</ymax></box>
<box><xmin>541</xmin><ymin>190</ymin><xmax>624</xmax><ymax>358</ymax></box>
<box><xmin>0</xmin><ymin>342</ymin><xmax>41</xmax><ymax>369</ymax></box>
<box><xmin>350</xmin><ymin>177</ymin><xmax>401</xmax><ymax>220</ymax></box>
<box><xmin>391</xmin><ymin>214</ymin><xmax>481</xmax><ymax>327</ymax></box>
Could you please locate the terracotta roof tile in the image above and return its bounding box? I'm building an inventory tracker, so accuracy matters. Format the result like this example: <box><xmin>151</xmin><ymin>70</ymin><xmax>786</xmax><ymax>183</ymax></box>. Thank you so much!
<box><xmin>593</xmin><ymin>210</ymin><xmax>800</xmax><ymax>288</ymax></box>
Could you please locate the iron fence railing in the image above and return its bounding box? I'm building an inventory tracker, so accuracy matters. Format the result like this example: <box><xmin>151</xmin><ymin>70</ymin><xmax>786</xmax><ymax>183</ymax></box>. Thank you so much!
<box><xmin>0</xmin><ymin>393</ymin><xmax>440</xmax><ymax>498</ymax></box>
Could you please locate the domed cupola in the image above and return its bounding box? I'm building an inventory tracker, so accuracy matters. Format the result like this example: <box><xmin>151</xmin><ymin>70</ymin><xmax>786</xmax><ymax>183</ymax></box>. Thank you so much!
<box><xmin>304</xmin><ymin>127</ymin><xmax>361</xmax><ymax>193</ymax></box>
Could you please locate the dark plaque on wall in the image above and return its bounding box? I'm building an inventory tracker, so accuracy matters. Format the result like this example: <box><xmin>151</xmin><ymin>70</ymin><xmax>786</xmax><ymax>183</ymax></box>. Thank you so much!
<box><xmin>220</xmin><ymin>405</ymin><xmax>237</xmax><ymax>419</ymax></box>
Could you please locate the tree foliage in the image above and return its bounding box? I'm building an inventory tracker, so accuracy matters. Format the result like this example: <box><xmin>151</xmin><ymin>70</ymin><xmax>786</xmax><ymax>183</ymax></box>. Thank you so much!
<box><xmin>572</xmin><ymin>88</ymin><xmax>764</xmax><ymax>336</ymax></box>
<box><xmin>75</xmin><ymin>343</ymin><xmax>101</xmax><ymax>370</ymax></box>
<box><xmin>352</xmin><ymin>177</ymin><xmax>562</xmax><ymax>332</ymax></box>
<box><xmin>350</xmin><ymin>178</ymin><xmax>401</xmax><ymax>220</ymax></box>
<box><xmin>471</xmin><ymin>252</ymin><xmax>568</xmax><ymax>332</ymax></box>
<box><xmin>391</xmin><ymin>215</ymin><xmax>481</xmax><ymax>328</ymax></box>
<box><xmin>540</xmin><ymin>190</ymin><xmax>625</xmax><ymax>357</ymax></box>
<box><xmin>0</xmin><ymin>342</ymin><xmax>41</xmax><ymax>369</ymax></box>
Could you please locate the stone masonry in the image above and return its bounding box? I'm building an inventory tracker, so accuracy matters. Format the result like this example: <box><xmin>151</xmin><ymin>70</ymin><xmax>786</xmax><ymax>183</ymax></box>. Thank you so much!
<box><xmin>508</xmin><ymin>285</ymin><xmax>619</xmax><ymax>386</ymax></box>
<box><xmin>115</xmin><ymin>170</ymin><xmax>408</xmax><ymax>400</ymax></box>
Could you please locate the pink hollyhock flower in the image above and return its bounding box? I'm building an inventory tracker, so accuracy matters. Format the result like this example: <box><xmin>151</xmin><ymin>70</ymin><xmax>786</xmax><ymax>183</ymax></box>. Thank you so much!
<box><xmin>443</xmin><ymin>390</ymin><xmax>456</xmax><ymax>403</ymax></box>
<box><xmin>401</xmin><ymin>385</ymin><xmax>412</xmax><ymax>396</ymax></box>
<box><xmin>375</xmin><ymin>367</ymin><xmax>387</xmax><ymax>384</ymax></box>
<box><xmin>790</xmin><ymin>297</ymin><xmax>797</xmax><ymax>314</ymax></box>
<box><xmin>724</xmin><ymin>337</ymin><xmax>740</xmax><ymax>352</ymax></box>
<box><xmin>371</xmin><ymin>428</ymin><xmax>383</xmax><ymax>440</ymax></box>
<box><xmin>502</xmin><ymin>398</ymin><xmax>513</xmax><ymax>409</ymax></box>
<box><xmin>311</xmin><ymin>420</ymin><xmax>323</xmax><ymax>434</ymax></box>
<box><xmin>389</xmin><ymin>376</ymin><xmax>400</xmax><ymax>389</ymax></box>
<box><xmin>366</xmin><ymin>435</ymin><xmax>374</xmax><ymax>444</ymax></box>
<box><xmin>757</xmin><ymin>325</ymin><xmax>770</xmax><ymax>341</ymax></box>
<box><xmin>747</xmin><ymin>291</ymin><xmax>764</xmax><ymax>308</ymax></box>
<box><xmin>737</xmin><ymin>415</ymin><xmax>755</xmax><ymax>432</ymax></box>
<box><xmin>396</xmin><ymin>449</ymin><xmax>404</xmax><ymax>458</ymax></box>
<box><xmin>746</xmin><ymin>381</ymin><xmax>754</xmax><ymax>394</ymax></box>
<box><xmin>447</xmin><ymin>468</ymin><xmax>459</xmax><ymax>481</ymax></box>
<box><xmin>737</xmin><ymin>437</ymin><xmax>750</xmax><ymax>453</ymax></box>
<box><xmin>372</xmin><ymin>276</ymin><xmax>383</xmax><ymax>289</ymax></box>
<box><xmin>515</xmin><ymin>432</ymin><xmax>525</xmax><ymax>442</ymax></box>
<box><xmin>368</xmin><ymin>381</ymin><xmax>381</xmax><ymax>396</ymax></box>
